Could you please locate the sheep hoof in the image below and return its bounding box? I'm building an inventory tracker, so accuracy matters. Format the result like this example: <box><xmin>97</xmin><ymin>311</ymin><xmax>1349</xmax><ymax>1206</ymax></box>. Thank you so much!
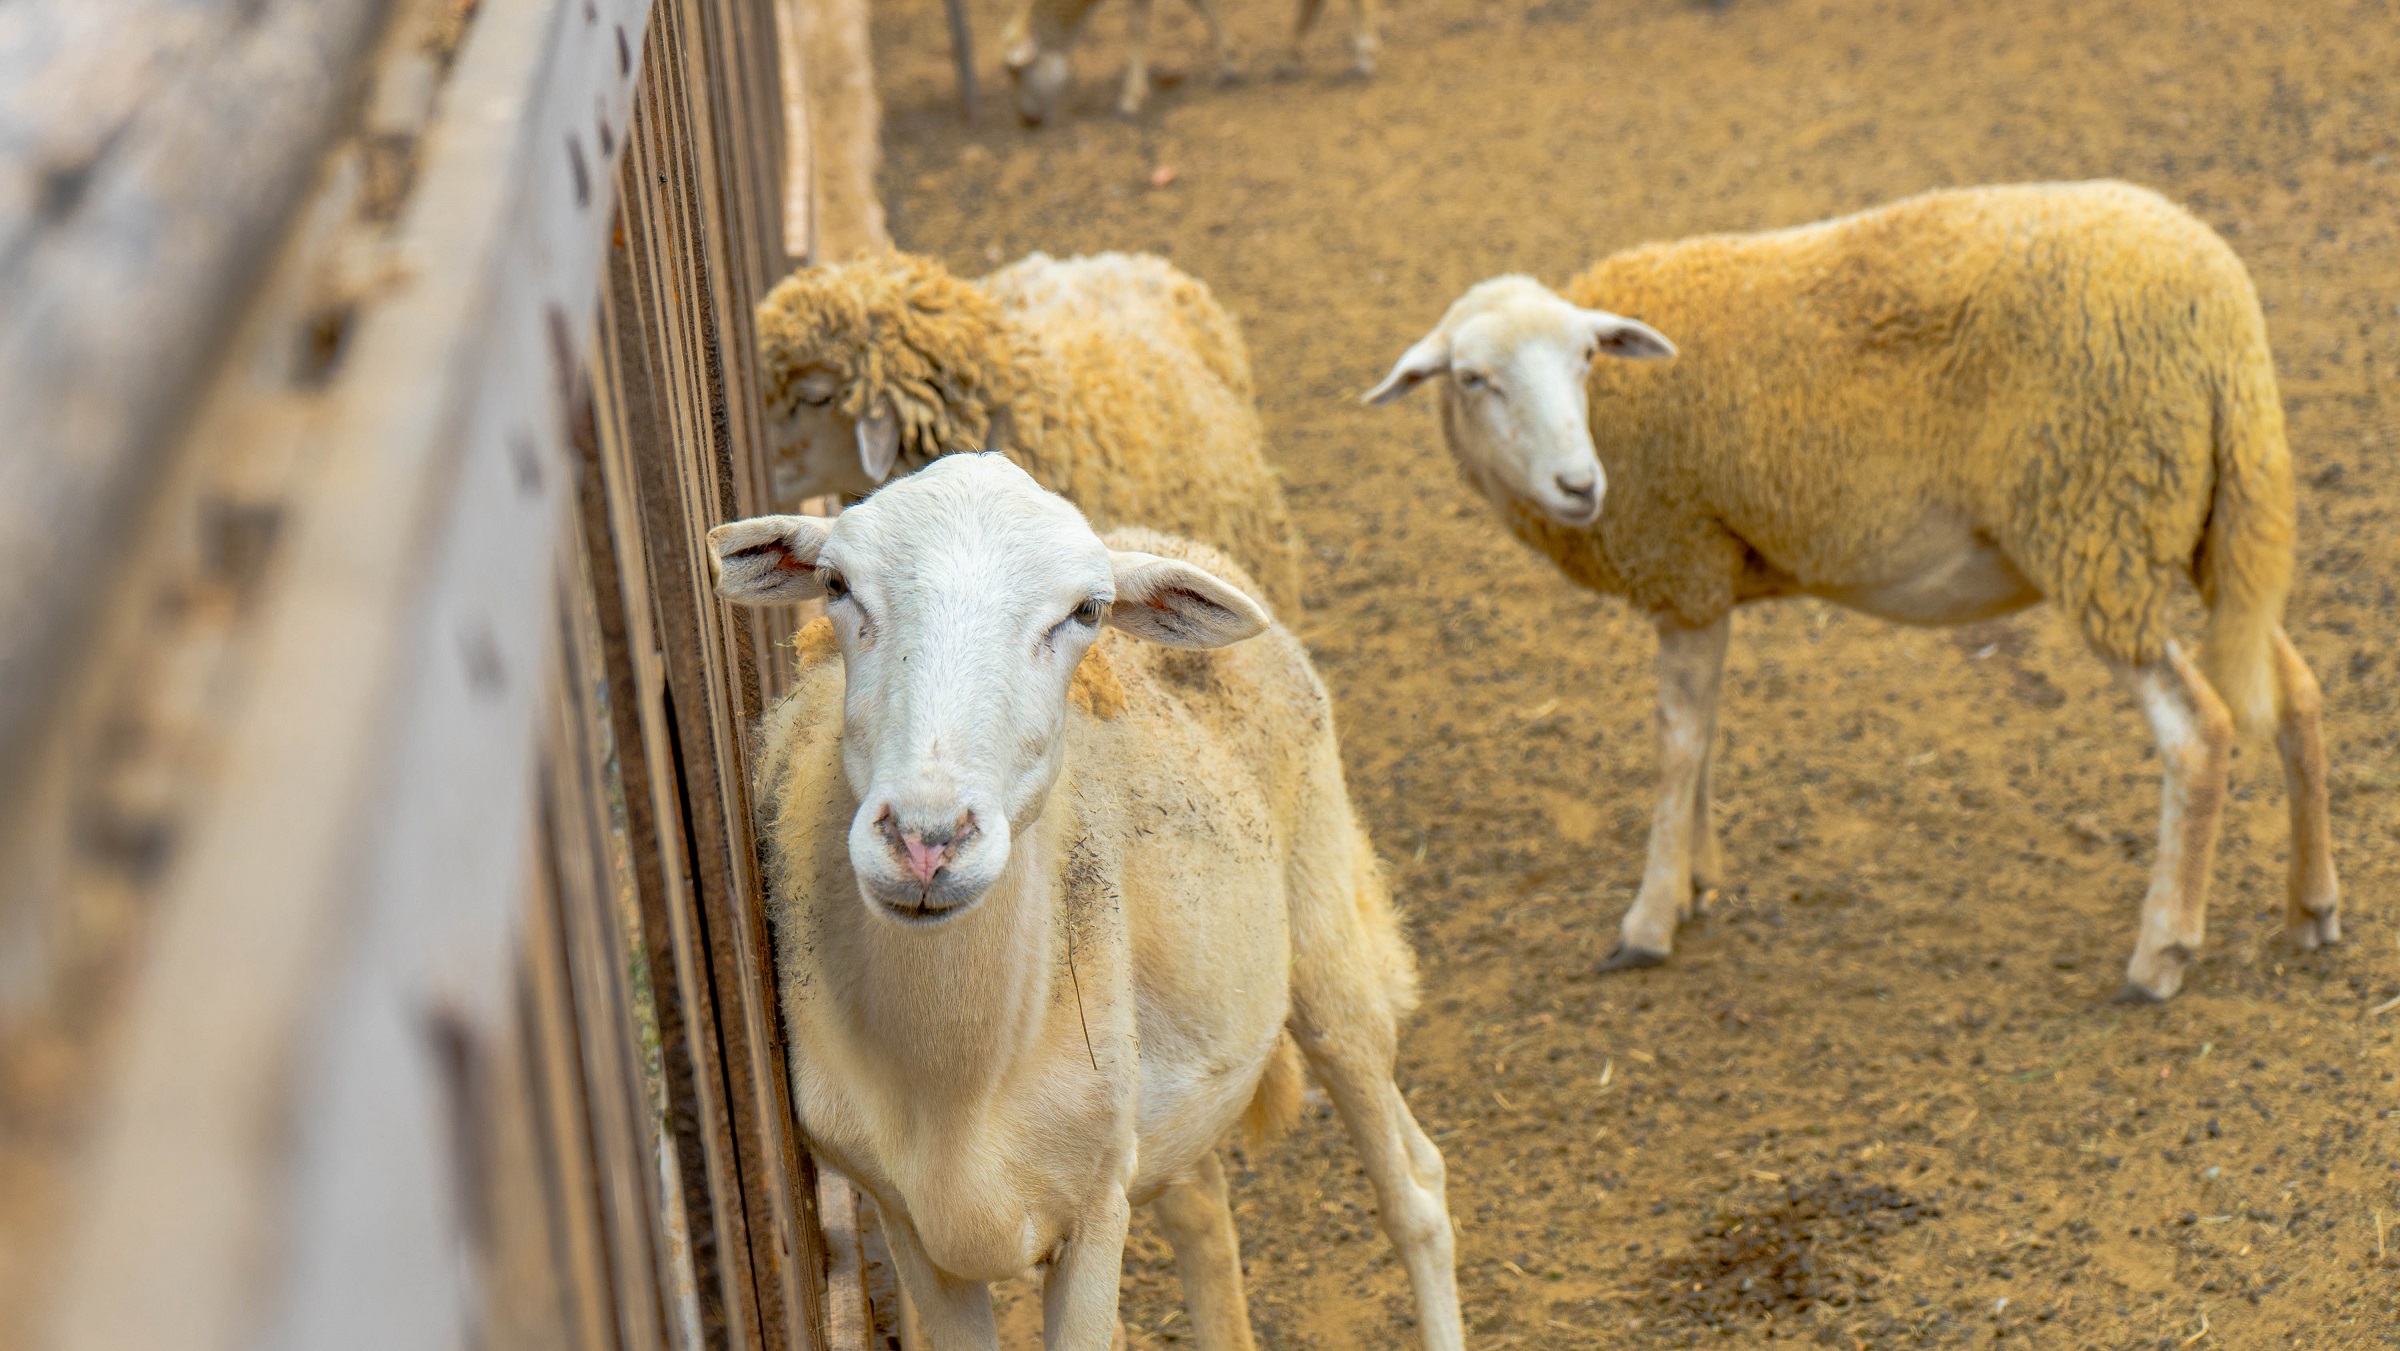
<box><xmin>1599</xmin><ymin>943</ymin><xmax>1669</xmax><ymax>973</ymax></box>
<box><xmin>2288</xmin><ymin>910</ymin><xmax>2341</xmax><ymax>949</ymax></box>
<box><xmin>1212</xmin><ymin>64</ymin><xmax>1247</xmax><ymax>88</ymax></box>
<box><xmin>2110</xmin><ymin>979</ymin><xmax>2172</xmax><ymax>1005</ymax></box>
<box><xmin>1271</xmin><ymin>55</ymin><xmax>1305</xmax><ymax>81</ymax></box>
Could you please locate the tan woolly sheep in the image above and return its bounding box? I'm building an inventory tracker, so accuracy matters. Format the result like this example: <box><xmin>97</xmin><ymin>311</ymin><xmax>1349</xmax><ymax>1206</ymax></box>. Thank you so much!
<box><xmin>1366</xmin><ymin>181</ymin><xmax>2339</xmax><ymax>1002</ymax></box>
<box><xmin>754</xmin><ymin>249</ymin><xmax>1304</xmax><ymax>614</ymax></box>
<box><xmin>708</xmin><ymin>456</ymin><xmax>1462</xmax><ymax>1350</ymax></box>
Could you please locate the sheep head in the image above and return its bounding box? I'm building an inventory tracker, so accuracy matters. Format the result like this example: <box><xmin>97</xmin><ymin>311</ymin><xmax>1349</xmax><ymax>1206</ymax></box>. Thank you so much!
<box><xmin>1364</xmin><ymin>275</ymin><xmax>1675</xmax><ymax>528</ymax></box>
<box><xmin>753</xmin><ymin>253</ymin><xmax>1025</xmax><ymax>503</ymax></box>
<box><xmin>707</xmin><ymin>455</ymin><xmax>1267</xmax><ymax>924</ymax></box>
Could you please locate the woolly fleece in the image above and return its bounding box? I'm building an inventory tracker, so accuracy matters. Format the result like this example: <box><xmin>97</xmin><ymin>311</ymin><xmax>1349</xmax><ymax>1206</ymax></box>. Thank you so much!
<box><xmin>754</xmin><ymin>251</ymin><xmax>1305</xmax><ymax>613</ymax></box>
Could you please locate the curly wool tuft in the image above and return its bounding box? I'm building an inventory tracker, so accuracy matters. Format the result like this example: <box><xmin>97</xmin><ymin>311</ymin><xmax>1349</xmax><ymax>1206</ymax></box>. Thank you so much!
<box><xmin>755</xmin><ymin>254</ymin><xmax>1038</xmax><ymax>469</ymax></box>
<box><xmin>753</xmin><ymin>250</ymin><xmax>1303</xmax><ymax>613</ymax></box>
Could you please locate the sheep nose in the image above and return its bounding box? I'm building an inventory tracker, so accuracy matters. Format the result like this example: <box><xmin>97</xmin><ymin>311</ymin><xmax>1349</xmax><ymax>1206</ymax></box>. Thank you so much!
<box><xmin>1555</xmin><ymin>473</ymin><xmax>1598</xmax><ymax>505</ymax></box>
<box><xmin>879</xmin><ymin>808</ymin><xmax>977</xmax><ymax>885</ymax></box>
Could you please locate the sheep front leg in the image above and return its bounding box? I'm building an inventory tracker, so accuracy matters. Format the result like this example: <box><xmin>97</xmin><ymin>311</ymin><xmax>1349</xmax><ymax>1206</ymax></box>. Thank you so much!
<box><xmin>1604</xmin><ymin>613</ymin><xmax>1731</xmax><ymax>970</ymax></box>
<box><xmin>1041</xmin><ymin>1186</ymin><xmax>1132</xmax><ymax>1350</ymax></box>
<box><xmin>2272</xmin><ymin>628</ymin><xmax>2341</xmax><ymax>948</ymax></box>
<box><xmin>1117</xmin><ymin>0</ymin><xmax>1155</xmax><ymax>115</ymax></box>
<box><xmin>880</xmin><ymin>1213</ymin><xmax>1002</xmax><ymax>1351</ymax></box>
<box><xmin>2112</xmin><ymin>642</ymin><xmax>2233</xmax><ymax>1002</ymax></box>
<box><xmin>1148</xmin><ymin>1151</ymin><xmax>1257</xmax><ymax>1351</ymax></box>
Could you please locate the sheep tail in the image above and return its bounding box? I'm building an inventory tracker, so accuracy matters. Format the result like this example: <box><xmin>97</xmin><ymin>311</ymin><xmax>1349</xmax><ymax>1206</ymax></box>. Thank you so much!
<box><xmin>1239</xmin><ymin>1032</ymin><xmax>1307</xmax><ymax>1154</ymax></box>
<box><xmin>2195</xmin><ymin>342</ymin><xmax>2297</xmax><ymax>739</ymax></box>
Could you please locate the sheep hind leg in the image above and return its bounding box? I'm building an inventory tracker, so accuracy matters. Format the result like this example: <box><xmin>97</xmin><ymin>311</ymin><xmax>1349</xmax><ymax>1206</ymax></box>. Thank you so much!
<box><xmin>1117</xmin><ymin>0</ymin><xmax>1155</xmax><ymax>114</ymax></box>
<box><xmin>1289</xmin><ymin>1015</ymin><xmax>1463</xmax><ymax>1351</ymax></box>
<box><xmin>1147</xmin><ymin>1151</ymin><xmax>1257</xmax><ymax>1351</ymax></box>
<box><xmin>2111</xmin><ymin>642</ymin><xmax>2233</xmax><ymax>1003</ymax></box>
<box><xmin>1604</xmin><ymin>613</ymin><xmax>1731</xmax><ymax>971</ymax></box>
<box><xmin>2272</xmin><ymin>628</ymin><xmax>2341</xmax><ymax>948</ymax></box>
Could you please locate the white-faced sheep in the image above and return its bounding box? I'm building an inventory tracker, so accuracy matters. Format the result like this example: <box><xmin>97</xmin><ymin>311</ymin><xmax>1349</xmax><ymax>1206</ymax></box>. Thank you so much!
<box><xmin>1366</xmin><ymin>180</ymin><xmax>2339</xmax><ymax>1003</ymax></box>
<box><xmin>755</xmin><ymin>249</ymin><xmax>1304</xmax><ymax>614</ymax></box>
<box><xmin>708</xmin><ymin>455</ymin><xmax>1462</xmax><ymax>1351</ymax></box>
<box><xmin>1001</xmin><ymin>0</ymin><xmax>1377</xmax><ymax>122</ymax></box>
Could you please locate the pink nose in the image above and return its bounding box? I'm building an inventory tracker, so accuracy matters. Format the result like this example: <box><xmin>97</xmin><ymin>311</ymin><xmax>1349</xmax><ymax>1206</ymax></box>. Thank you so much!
<box><xmin>899</xmin><ymin>833</ymin><xmax>951</xmax><ymax>885</ymax></box>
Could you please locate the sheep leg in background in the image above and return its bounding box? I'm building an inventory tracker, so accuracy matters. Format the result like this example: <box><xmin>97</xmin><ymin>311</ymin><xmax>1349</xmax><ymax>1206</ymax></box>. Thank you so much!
<box><xmin>879</xmin><ymin>1213</ymin><xmax>1002</xmax><ymax>1350</ymax></box>
<box><xmin>2113</xmin><ymin>643</ymin><xmax>2233</xmax><ymax>1002</ymax></box>
<box><xmin>1040</xmin><ymin>1186</ymin><xmax>1133</xmax><ymax>1350</ymax></box>
<box><xmin>2271</xmin><ymin>628</ymin><xmax>2341</xmax><ymax>948</ymax></box>
<box><xmin>1604</xmin><ymin>613</ymin><xmax>1731</xmax><ymax>970</ymax></box>
<box><xmin>1172</xmin><ymin>0</ymin><xmax>1240</xmax><ymax>83</ymax></box>
<box><xmin>1147</xmin><ymin>1151</ymin><xmax>1257</xmax><ymax>1351</ymax></box>
<box><xmin>942</xmin><ymin>0</ymin><xmax>979</xmax><ymax>121</ymax></box>
<box><xmin>1118</xmin><ymin>0</ymin><xmax>1155</xmax><ymax>114</ymax></box>
<box><xmin>1345</xmin><ymin>0</ymin><xmax>1379</xmax><ymax>75</ymax></box>
<box><xmin>1280</xmin><ymin>0</ymin><xmax>1327</xmax><ymax>75</ymax></box>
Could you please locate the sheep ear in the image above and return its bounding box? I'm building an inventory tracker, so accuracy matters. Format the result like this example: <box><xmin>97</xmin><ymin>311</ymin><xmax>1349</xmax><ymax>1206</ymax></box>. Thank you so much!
<box><xmin>709</xmin><ymin>515</ymin><xmax>833</xmax><ymax>606</ymax></box>
<box><xmin>1104</xmin><ymin>551</ymin><xmax>1270</xmax><ymax>649</ymax></box>
<box><xmin>1360</xmin><ymin>331</ymin><xmax>1450</xmax><ymax>405</ymax></box>
<box><xmin>856</xmin><ymin>403</ymin><xmax>900</xmax><ymax>483</ymax></box>
<box><xmin>1582</xmin><ymin>309</ymin><xmax>1677</xmax><ymax>361</ymax></box>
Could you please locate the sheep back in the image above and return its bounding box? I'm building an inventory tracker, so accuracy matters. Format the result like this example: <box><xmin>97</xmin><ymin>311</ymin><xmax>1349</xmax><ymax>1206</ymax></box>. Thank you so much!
<box><xmin>1548</xmin><ymin>180</ymin><xmax>2293</xmax><ymax>678</ymax></box>
<box><xmin>986</xmin><ymin>254</ymin><xmax>1302</xmax><ymax>614</ymax></box>
<box><xmin>753</xmin><ymin>252</ymin><xmax>1304</xmax><ymax>614</ymax></box>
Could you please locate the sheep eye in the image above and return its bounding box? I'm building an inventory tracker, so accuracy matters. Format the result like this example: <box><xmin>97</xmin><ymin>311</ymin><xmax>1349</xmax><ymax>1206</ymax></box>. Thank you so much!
<box><xmin>1457</xmin><ymin>370</ymin><xmax>1490</xmax><ymax>392</ymax></box>
<box><xmin>1073</xmin><ymin>598</ymin><xmax>1105</xmax><ymax>626</ymax></box>
<box><xmin>823</xmin><ymin>570</ymin><xmax>850</xmax><ymax>601</ymax></box>
<box><xmin>794</xmin><ymin>372</ymin><xmax>841</xmax><ymax>407</ymax></box>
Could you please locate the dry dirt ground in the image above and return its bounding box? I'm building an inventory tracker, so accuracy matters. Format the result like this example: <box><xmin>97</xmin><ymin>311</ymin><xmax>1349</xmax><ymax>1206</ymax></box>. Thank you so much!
<box><xmin>867</xmin><ymin>1</ymin><xmax>2399</xmax><ymax>1346</ymax></box>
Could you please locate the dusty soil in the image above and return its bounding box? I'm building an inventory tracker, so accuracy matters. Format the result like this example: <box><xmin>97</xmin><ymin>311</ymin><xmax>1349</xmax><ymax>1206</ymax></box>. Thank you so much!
<box><xmin>868</xmin><ymin>0</ymin><xmax>2400</xmax><ymax>1346</ymax></box>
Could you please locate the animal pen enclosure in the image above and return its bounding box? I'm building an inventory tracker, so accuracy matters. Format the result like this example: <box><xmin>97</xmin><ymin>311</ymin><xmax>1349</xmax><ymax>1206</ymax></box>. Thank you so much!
<box><xmin>0</xmin><ymin>0</ymin><xmax>887</xmax><ymax>1346</ymax></box>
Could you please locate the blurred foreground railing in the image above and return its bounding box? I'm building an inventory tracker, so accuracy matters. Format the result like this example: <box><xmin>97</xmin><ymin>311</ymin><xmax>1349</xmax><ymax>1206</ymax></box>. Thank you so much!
<box><xmin>0</xmin><ymin>0</ymin><xmax>884</xmax><ymax>1346</ymax></box>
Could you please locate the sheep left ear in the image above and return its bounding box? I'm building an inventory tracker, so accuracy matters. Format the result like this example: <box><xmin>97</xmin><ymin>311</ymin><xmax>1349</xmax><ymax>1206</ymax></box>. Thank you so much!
<box><xmin>1361</xmin><ymin>330</ymin><xmax>1451</xmax><ymax>405</ymax></box>
<box><xmin>709</xmin><ymin>514</ymin><xmax>833</xmax><ymax>605</ymax></box>
<box><xmin>1582</xmin><ymin>309</ymin><xmax>1677</xmax><ymax>361</ymax></box>
<box><xmin>1104</xmin><ymin>552</ymin><xmax>1270</xmax><ymax>649</ymax></box>
<box><xmin>856</xmin><ymin>402</ymin><xmax>900</xmax><ymax>483</ymax></box>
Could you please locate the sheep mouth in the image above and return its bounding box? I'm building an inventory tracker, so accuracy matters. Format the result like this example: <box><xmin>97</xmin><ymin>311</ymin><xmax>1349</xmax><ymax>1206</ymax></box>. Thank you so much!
<box><xmin>863</xmin><ymin>880</ymin><xmax>986</xmax><ymax>926</ymax></box>
<box><xmin>1546</xmin><ymin>493</ymin><xmax>1603</xmax><ymax>528</ymax></box>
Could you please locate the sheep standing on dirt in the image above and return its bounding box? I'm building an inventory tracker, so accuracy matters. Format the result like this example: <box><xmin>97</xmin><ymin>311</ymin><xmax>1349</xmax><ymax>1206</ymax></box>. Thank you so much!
<box><xmin>708</xmin><ymin>455</ymin><xmax>1462</xmax><ymax>1351</ymax></box>
<box><xmin>1001</xmin><ymin>0</ymin><xmax>1377</xmax><ymax>122</ymax></box>
<box><xmin>755</xmin><ymin>249</ymin><xmax>1304</xmax><ymax>614</ymax></box>
<box><xmin>1366</xmin><ymin>181</ymin><xmax>2340</xmax><ymax>1002</ymax></box>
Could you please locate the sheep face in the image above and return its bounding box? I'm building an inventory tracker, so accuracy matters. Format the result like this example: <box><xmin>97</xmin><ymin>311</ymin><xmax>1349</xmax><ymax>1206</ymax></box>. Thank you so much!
<box><xmin>708</xmin><ymin>455</ymin><xmax>1267</xmax><ymax>925</ymax></box>
<box><xmin>1366</xmin><ymin>276</ymin><xmax>1675</xmax><ymax>529</ymax></box>
<box><xmin>765</xmin><ymin>366</ymin><xmax>900</xmax><ymax>500</ymax></box>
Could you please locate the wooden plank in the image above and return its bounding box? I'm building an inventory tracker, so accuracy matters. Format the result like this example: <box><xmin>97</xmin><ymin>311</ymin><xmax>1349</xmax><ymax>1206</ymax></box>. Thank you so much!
<box><xmin>0</xmin><ymin>0</ymin><xmax>393</xmax><ymax>805</ymax></box>
<box><xmin>45</xmin><ymin>0</ymin><xmax>661</xmax><ymax>1344</ymax></box>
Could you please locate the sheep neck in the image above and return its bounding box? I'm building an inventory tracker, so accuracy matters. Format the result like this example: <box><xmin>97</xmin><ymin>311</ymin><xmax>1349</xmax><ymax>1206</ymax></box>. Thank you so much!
<box><xmin>833</xmin><ymin>788</ymin><xmax>1080</xmax><ymax>1116</ymax></box>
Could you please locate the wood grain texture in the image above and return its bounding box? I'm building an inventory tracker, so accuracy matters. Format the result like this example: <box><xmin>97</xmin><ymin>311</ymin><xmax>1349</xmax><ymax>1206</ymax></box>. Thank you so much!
<box><xmin>0</xmin><ymin>0</ymin><xmax>391</xmax><ymax>803</ymax></box>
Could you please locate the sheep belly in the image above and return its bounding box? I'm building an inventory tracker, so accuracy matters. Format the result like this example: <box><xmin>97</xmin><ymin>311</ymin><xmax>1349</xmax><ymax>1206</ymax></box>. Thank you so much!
<box><xmin>1805</xmin><ymin>514</ymin><xmax>2045</xmax><ymax>626</ymax></box>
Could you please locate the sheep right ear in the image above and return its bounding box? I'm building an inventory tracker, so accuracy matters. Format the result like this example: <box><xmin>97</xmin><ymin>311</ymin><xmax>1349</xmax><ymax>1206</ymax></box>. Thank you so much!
<box><xmin>856</xmin><ymin>403</ymin><xmax>900</xmax><ymax>484</ymax></box>
<box><xmin>1105</xmin><ymin>552</ymin><xmax>1270</xmax><ymax>649</ymax></box>
<box><xmin>709</xmin><ymin>515</ymin><xmax>833</xmax><ymax>605</ymax></box>
<box><xmin>1360</xmin><ymin>331</ymin><xmax>1450</xmax><ymax>405</ymax></box>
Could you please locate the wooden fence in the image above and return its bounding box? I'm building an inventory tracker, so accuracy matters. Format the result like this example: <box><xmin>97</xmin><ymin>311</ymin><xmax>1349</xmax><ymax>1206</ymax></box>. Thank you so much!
<box><xmin>0</xmin><ymin>0</ymin><xmax>887</xmax><ymax>1345</ymax></box>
